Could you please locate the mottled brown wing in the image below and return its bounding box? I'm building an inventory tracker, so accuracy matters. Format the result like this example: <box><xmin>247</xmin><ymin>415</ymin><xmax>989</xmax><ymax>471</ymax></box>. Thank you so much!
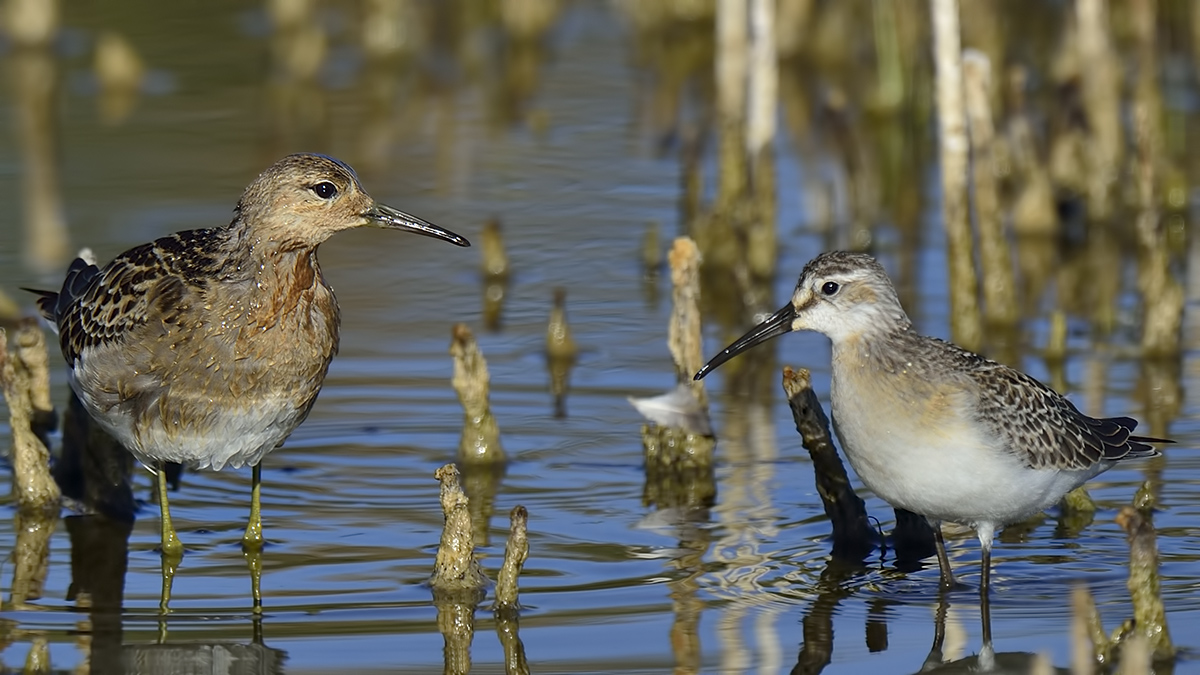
<box><xmin>969</xmin><ymin>358</ymin><xmax>1164</xmax><ymax>470</ymax></box>
<box><xmin>49</xmin><ymin>229</ymin><xmax>226</xmax><ymax>365</ymax></box>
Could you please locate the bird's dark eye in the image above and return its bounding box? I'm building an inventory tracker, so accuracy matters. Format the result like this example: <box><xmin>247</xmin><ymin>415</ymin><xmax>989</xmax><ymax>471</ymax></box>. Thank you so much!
<box><xmin>311</xmin><ymin>182</ymin><xmax>338</xmax><ymax>199</ymax></box>
<box><xmin>821</xmin><ymin>281</ymin><xmax>840</xmax><ymax>296</ymax></box>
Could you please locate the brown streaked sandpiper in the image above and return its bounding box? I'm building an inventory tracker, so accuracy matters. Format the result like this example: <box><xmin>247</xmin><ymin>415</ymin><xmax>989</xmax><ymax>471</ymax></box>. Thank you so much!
<box><xmin>29</xmin><ymin>153</ymin><xmax>470</xmax><ymax>562</ymax></box>
<box><xmin>695</xmin><ymin>251</ymin><xmax>1169</xmax><ymax>602</ymax></box>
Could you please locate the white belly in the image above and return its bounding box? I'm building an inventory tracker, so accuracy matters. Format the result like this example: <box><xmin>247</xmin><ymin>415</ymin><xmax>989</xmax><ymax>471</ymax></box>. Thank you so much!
<box><xmin>829</xmin><ymin>369</ymin><xmax>1103</xmax><ymax>528</ymax></box>
<box><xmin>69</xmin><ymin>364</ymin><xmax>303</xmax><ymax>471</ymax></box>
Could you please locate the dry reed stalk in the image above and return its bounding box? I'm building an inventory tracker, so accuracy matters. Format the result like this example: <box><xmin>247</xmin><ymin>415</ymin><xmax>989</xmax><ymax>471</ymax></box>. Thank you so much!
<box><xmin>668</xmin><ymin>238</ymin><xmax>706</xmax><ymax>402</ymax></box>
<box><xmin>480</xmin><ymin>217</ymin><xmax>509</xmax><ymax>280</ymax></box>
<box><xmin>450</xmin><ymin>323</ymin><xmax>505</xmax><ymax>463</ymax></box>
<box><xmin>1130</xmin><ymin>0</ymin><xmax>1183</xmax><ymax>358</ymax></box>
<box><xmin>962</xmin><ymin>50</ymin><xmax>1018</xmax><ymax>326</ymax></box>
<box><xmin>430</xmin><ymin>464</ymin><xmax>488</xmax><ymax>593</ymax></box>
<box><xmin>1070</xmin><ymin>585</ymin><xmax>1098</xmax><ymax>673</ymax></box>
<box><xmin>931</xmin><ymin>0</ymin><xmax>982</xmax><ymax>350</ymax></box>
<box><xmin>716</xmin><ymin>0</ymin><xmax>748</xmax><ymax>206</ymax></box>
<box><xmin>746</xmin><ymin>0</ymin><xmax>777</xmax><ymax>280</ymax></box>
<box><xmin>494</xmin><ymin>505</ymin><xmax>528</xmax><ymax>610</ymax></box>
<box><xmin>1076</xmin><ymin>0</ymin><xmax>1121</xmax><ymax>219</ymax></box>
<box><xmin>545</xmin><ymin>288</ymin><xmax>577</xmax><ymax>418</ymax></box>
<box><xmin>0</xmin><ymin>327</ymin><xmax>60</xmax><ymax>512</ymax></box>
<box><xmin>1116</xmin><ymin>504</ymin><xmax>1175</xmax><ymax>661</ymax></box>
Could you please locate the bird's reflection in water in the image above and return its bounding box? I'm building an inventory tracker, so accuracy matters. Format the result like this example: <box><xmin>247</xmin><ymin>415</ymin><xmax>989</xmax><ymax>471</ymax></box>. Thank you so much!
<box><xmin>63</xmin><ymin>511</ymin><xmax>287</xmax><ymax>675</ymax></box>
<box><xmin>790</xmin><ymin>558</ymin><xmax>870</xmax><ymax>675</ymax></box>
<box><xmin>915</xmin><ymin>591</ymin><xmax>1067</xmax><ymax>675</ymax></box>
<box><xmin>55</xmin><ymin>393</ymin><xmax>286</xmax><ymax>673</ymax></box>
<box><xmin>120</xmin><ymin>630</ymin><xmax>286</xmax><ymax>675</ymax></box>
<box><xmin>786</xmin><ymin>555</ymin><xmax>1075</xmax><ymax>675</ymax></box>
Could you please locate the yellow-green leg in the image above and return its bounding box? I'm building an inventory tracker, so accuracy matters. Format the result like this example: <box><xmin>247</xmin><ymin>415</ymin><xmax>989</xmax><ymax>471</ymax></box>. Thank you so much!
<box><xmin>243</xmin><ymin>464</ymin><xmax>264</xmax><ymax>551</ymax></box>
<box><xmin>245</xmin><ymin>545</ymin><xmax>264</xmax><ymax>614</ymax></box>
<box><xmin>159</xmin><ymin>552</ymin><xmax>179</xmax><ymax>615</ymax></box>
<box><xmin>243</xmin><ymin>463</ymin><xmax>265</xmax><ymax>613</ymax></box>
<box><xmin>157</xmin><ymin>463</ymin><xmax>184</xmax><ymax>559</ymax></box>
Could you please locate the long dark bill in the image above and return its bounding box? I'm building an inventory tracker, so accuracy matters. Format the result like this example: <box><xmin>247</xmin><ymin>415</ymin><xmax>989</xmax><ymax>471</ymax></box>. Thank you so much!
<box><xmin>693</xmin><ymin>302</ymin><xmax>797</xmax><ymax>380</ymax></box>
<box><xmin>367</xmin><ymin>202</ymin><xmax>471</xmax><ymax>247</ymax></box>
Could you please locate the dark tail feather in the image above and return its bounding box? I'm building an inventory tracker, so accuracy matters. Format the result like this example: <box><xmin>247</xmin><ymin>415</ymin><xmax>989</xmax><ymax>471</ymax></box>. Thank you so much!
<box><xmin>1122</xmin><ymin>438</ymin><xmax>1168</xmax><ymax>461</ymax></box>
<box><xmin>1101</xmin><ymin>415</ymin><xmax>1174</xmax><ymax>446</ymax></box>
<box><xmin>1130</xmin><ymin>435</ymin><xmax>1175</xmax><ymax>445</ymax></box>
<box><xmin>1101</xmin><ymin>416</ymin><xmax>1173</xmax><ymax>461</ymax></box>
<box><xmin>22</xmin><ymin>256</ymin><xmax>100</xmax><ymax>331</ymax></box>
<box><xmin>21</xmin><ymin>288</ymin><xmax>59</xmax><ymax>325</ymax></box>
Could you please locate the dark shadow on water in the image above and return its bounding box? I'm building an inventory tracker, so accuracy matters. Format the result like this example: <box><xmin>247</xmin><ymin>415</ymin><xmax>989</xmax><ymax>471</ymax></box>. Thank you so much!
<box><xmin>66</xmin><ymin>514</ymin><xmax>132</xmax><ymax>672</ymax></box>
<box><xmin>54</xmin><ymin>391</ymin><xmax>135</xmax><ymax>522</ymax></box>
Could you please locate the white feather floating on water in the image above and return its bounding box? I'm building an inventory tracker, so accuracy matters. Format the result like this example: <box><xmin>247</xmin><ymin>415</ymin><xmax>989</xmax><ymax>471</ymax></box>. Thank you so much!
<box><xmin>627</xmin><ymin>384</ymin><xmax>712</xmax><ymax>436</ymax></box>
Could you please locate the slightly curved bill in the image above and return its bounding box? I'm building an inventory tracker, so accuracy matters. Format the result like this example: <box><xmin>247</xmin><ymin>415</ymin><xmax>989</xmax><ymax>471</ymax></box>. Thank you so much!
<box><xmin>367</xmin><ymin>203</ymin><xmax>471</xmax><ymax>247</ymax></box>
<box><xmin>694</xmin><ymin>303</ymin><xmax>797</xmax><ymax>380</ymax></box>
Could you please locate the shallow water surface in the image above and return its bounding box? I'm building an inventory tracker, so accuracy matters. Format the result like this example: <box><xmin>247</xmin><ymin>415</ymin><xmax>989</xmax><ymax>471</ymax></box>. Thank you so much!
<box><xmin>1</xmin><ymin>2</ymin><xmax>1200</xmax><ymax>673</ymax></box>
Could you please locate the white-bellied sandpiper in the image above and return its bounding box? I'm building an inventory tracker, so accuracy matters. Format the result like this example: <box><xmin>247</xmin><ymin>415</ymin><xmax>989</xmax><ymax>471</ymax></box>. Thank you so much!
<box><xmin>695</xmin><ymin>251</ymin><xmax>1169</xmax><ymax>601</ymax></box>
